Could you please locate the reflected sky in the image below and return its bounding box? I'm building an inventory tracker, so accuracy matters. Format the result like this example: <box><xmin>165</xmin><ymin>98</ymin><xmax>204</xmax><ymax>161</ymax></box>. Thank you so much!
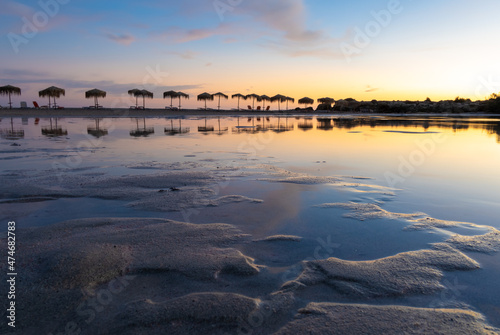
<box><xmin>1</xmin><ymin>115</ymin><xmax>500</xmax><ymax>228</ymax></box>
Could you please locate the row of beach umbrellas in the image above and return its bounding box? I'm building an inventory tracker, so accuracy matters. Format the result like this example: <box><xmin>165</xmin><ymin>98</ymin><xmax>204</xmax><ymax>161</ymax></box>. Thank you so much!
<box><xmin>1</xmin><ymin>84</ymin><xmax>336</xmax><ymax>110</ymax></box>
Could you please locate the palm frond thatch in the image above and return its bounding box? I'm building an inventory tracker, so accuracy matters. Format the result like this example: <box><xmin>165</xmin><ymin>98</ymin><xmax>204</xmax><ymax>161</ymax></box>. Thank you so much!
<box><xmin>232</xmin><ymin>93</ymin><xmax>247</xmax><ymax>100</ymax></box>
<box><xmin>197</xmin><ymin>93</ymin><xmax>214</xmax><ymax>101</ymax></box>
<box><xmin>85</xmin><ymin>89</ymin><xmax>106</xmax><ymax>98</ymax></box>
<box><xmin>213</xmin><ymin>92</ymin><xmax>228</xmax><ymax>99</ymax></box>
<box><xmin>298</xmin><ymin>97</ymin><xmax>314</xmax><ymax>105</ymax></box>
<box><xmin>163</xmin><ymin>90</ymin><xmax>179</xmax><ymax>99</ymax></box>
<box><xmin>0</xmin><ymin>85</ymin><xmax>21</xmax><ymax>96</ymax></box>
<box><xmin>318</xmin><ymin>97</ymin><xmax>335</xmax><ymax>104</ymax></box>
<box><xmin>39</xmin><ymin>86</ymin><xmax>65</xmax><ymax>98</ymax></box>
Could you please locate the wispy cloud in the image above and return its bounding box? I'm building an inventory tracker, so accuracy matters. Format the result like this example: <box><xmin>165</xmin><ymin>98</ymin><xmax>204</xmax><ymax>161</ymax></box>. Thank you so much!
<box><xmin>168</xmin><ymin>50</ymin><xmax>199</xmax><ymax>59</ymax></box>
<box><xmin>0</xmin><ymin>69</ymin><xmax>203</xmax><ymax>95</ymax></box>
<box><xmin>105</xmin><ymin>32</ymin><xmax>135</xmax><ymax>45</ymax></box>
<box><xmin>365</xmin><ymin>85</ymin><xmax>380</xmax><ymax>93</ymax></box>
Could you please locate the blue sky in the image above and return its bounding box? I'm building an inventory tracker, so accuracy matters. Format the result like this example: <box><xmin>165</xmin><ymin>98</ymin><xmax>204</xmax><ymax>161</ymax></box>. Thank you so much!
<box><xmin>1</xmin><ymin>0</ymin><xmax>500</xmax><ymax>108</ymax></box>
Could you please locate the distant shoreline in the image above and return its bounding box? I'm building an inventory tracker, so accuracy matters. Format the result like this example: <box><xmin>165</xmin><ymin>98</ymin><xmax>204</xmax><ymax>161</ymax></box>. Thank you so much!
<box><xmin>1</xmin><ymin>108</ymin><xmax>500</xmax><ymax>118</ymax></box>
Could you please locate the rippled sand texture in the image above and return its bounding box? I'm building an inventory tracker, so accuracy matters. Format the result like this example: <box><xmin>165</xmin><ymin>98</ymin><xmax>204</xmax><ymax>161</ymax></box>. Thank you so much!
<box><xmin>1</xmin><ymin>163</ymin><xmax>500</xmax><ymax>334</ymax></box>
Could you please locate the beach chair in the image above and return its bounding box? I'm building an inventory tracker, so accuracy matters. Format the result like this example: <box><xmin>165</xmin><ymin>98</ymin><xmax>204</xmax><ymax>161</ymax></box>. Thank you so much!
<box><xmin>20</xmin><ymin>101</ymin><xmax>28</xmax><ymax>108</ymax></box>
<box><xmin>257</xmin><ymin>106</ymin><xmax>262</xmax><ymax>111</ymax></box>
<box><xmin>33</xmin><ymin>101</ymin><xmax>48</xmax><ymax>109</ymax></box>
<box><xmin>265</xmin><ymin>106</ymin><xmax>271</xmax><ymax>111</ymax></box>
<box><xmin>248</xmin><ymin>105</ymin><xmax>252</xmax><ymax>110</ymax></box>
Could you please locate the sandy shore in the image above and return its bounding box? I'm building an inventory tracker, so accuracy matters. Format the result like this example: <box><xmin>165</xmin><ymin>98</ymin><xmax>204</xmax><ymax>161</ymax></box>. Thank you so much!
<box><xmin>1</xmin><ymin>108</ymin><xmax>499</xmax><ymax>118</ymax></box>
<box><xmin>0</xmin><ymin>107</ymin><xmax>313</xmax><ymax>118</ymax></box>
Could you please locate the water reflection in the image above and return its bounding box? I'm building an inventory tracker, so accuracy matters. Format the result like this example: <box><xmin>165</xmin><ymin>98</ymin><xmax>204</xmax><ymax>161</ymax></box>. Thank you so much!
<box><xmin>130</xmin><ymin>118</ymin><xmax>154</xmax><ymax>137</ymax></box>
<box><xmin>198</xmin><ymin>117</ymin><xmax>215</xmax><ymax>133</ymax></box>
<box><xmin>41</xmin><ymin>118</ymin><xmax>68</xmax><ymax>137</ymax></box>
<box><xmin>0</xmin><ymin>118</ymin><xmax>25</xmax><ymax>140</ymax></box>
<box><xmin>164</xmin><ymin>119</ymin><xmax>190</xmax><ymax>136</ymax></box>
<box><xmin>87</xmin><ymin>118</ymin><xmax>108</xmax><ymax>138</ymax></box>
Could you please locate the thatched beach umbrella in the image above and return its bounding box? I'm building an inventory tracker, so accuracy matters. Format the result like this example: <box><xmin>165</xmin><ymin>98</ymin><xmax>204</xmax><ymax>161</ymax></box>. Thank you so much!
<box><xmin>231</xmin><ymin>93</ymin><xmax>247</xmax><ymax>110</ymax></box>
<box><xmin>0</xmin><ymin>85</ymin><xmax>21</xmax><ymax>109</ymax></box>
<box><xmin>39</xmin><ymin>86</ymin><xmax>65</xmax><ymax>108</ymax></box>
<box><xmin>246</xmin><ymin>94</ymin><xmax>262</xmax><ymax>110</ymax></box>
<box><xmin>163</xmin><ymin>90</ymin><xmax>179</xmax><ymax>108</ymax></box>
<box><xmin>85</xmin><ymin>89</ymin><xmax>106</xmax><ymax>109</ymax></box>
<box><xmin>134</xmin><ymin>89</ymin><xmax>153</xmax><ymax>109</ymax></box>
<box><xmin>128</xmin><ymin>89</ymin><xmax>141</xmax><ymax>109</ymax></box>
<box><xmin>213</xmin><ymin>92</ymin><xmax>228</xmax><ymax>111</ymax></box>
<box><xmin>285</xmin><ymin>96</ymin><xmax>295</xmax><ymax>110</ymax></box>
<box><xmin>197</xmin><ymin>93</ymin><xmax>214</xmax><ymax>110</ymax></box>
<box><xmin>318</xmin><ymin>97</ymin><xmax>335</xmax><ymax>105</ymax></box>
<box><xmin>298</xmin><ymin>97</ymin><xmax>314</xmax><ymax>107</ymax></box>
<box><xmin>177</xmin><ymin>92</ymin><xmax>189</xmax><ymax>109</ymax></box>
<box><xmin>271</xmin><ymin>94</ymin><xmax>287</xmax><ymax>111</ymax></box>
<box><xmin>260</xmin><ymin>95</ymin><xmax>271</xmax><ymax>110</ymax></box>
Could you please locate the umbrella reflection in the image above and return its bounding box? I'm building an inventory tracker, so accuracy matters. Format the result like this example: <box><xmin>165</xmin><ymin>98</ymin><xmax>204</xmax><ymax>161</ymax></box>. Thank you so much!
<box><xmin>42</xmin><ymin>118</ymin><xmax>68</xmax><ymax>137</ymax></box>
<box><xmin>298</xmin><ymin>118</ymin><xmax>314</xmax><ymax>131</ymax></box>
<box><xmin>130</xmin><ymin>118</ymin><xmax>154</xmax><ymax>137</ymax></box>
<box><xmin>165</xmin><ymin>118</ymin><xmax>190</xmax><ymax>135</ymax></box>
<box><xmin>198</xmin><ymin>117</ymin><xmax>214</xmax><ymax>133</ymax></box>
<box><xmin>87</xmin><ymin>118</ymin><xmax>108</xmax><ymax>138</ymax></box>
<box><xmin>271</xmin><ymin>117</ymin><xmax>294</xmax><ymax>133</ymax></box>
<box><xmin>317</xmin><ymin>118</ymin><xmax>333</xmax><ymax>131</ymax></box>
<box><xmin>0</xmin><ymin>118</ymin><xmax>24</xmax><ymax>140</ymax></box>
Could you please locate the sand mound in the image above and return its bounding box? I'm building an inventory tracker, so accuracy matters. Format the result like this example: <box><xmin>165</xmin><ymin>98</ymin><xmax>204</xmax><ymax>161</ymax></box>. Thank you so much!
<box><xmin>317</xmin><ymin>202</ymin><xmax>424</xmax><ymax>221</ymax></box>
<box><xmin>275</xmin><ymin>303</ymin><xmax>499</xmax><ymax>335</ymax></box>
<box><xmin>447</xmin><ymin>228</ymin><xmax>500</xmax><ymax>254</ymax></box>
<box><xmin>1</xmin><ymin>218</ymin><xmax>260</xmax><ymax>333</ymax></box>
<box><xmin>406</xmin><ymin>217</ymin><xmax>474</xmax><ymax>231</ymax></box>
<box><xmin>113</xmin><ymin>293</ymin><xmax>259</xmax><ymax>334</ymax></box>
<box><xmin>254</xmin><ymin>235</ymin><xmax>303</xmax><ymax>242</ymax></box>
<box><xmin>280</xmin><ymin>243</ymin><xmax>479</xmax><ymax>298</ymax></box>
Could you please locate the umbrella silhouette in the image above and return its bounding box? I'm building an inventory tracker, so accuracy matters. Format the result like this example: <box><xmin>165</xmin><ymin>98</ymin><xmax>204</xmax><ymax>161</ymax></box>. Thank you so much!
<box><xmin>197</xmin><ymin>93</ymin><xmax>214</xmax><ymax>110</ymax></box>
<box><xmin>0</xmin><ymin>85</ymin><xmax>21</xmax><ymax>109</ymax></box>
<box><xmin>246</xmin><ymin>94</ymin><xmax>262</xmax><ymax>110</ymax></box>
<box><xmin>298</xmin><ymin>97</ymin><xmax>314</xmax><ymax>108</ymax></box>
<box><xmin>231</xmin><ymin>93</ymin><xmax>247</xmax><ymax>110</ymax></box>
<box><xmin>39</xmin><ymin>86</ymin><xmax>65</xmax><ymax>109</ymax></box>
<box><xmin>260</xmin><ymin>95</ymin><xmax>271</xmax><ymax>110</ymax></box>
<box><xmin>85</xmin><ymin>89</ymin><xmax>106</xmax><ymax>109</ymax></box>
<box><xmin>128</xmin><ymin>89</ymin><xmax>141</xmax><ymax>109</ymax></box>
<box><xmin>177</xmin><ymin>92</ymin><xmax>189</xmax><ymax>109</ymax></box>
<box><xmin>318</xmin><ymin>97</ymin><xmax>335</xmax><ymax>105</ymax></box>
<box><xmin>285</xmin><ymin>96</ymin><xmax>295</xmax><ymax>111</ymax></box>
<box><xmin>213</xmin><ymin>92</ymin><xmax>228</xmax><ymax>111</ymax></box>
<box><xmin>134</xmin><ymin>89</ymin><xmax>154</xmax><ymax>109</ymax></box>
<box><xmin>271</xmin><ymin>94</ymin><xmax>287</xmax><ymax>111</ymax></box>
<box><xmin>163</xmin><ymin>90</ymin><xmax>179</xmax><ymax>108</ymax></box>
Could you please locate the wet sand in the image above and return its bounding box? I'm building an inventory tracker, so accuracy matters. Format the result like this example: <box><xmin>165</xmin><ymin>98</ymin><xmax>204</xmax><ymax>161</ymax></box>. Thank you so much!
<box><xmin>2</xmin><ymin>162</ymin><xmax>500</xmax><ymax>334</ymax></box>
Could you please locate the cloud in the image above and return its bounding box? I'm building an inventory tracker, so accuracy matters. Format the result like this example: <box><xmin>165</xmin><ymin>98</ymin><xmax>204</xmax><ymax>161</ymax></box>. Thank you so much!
<box><xmin>0</xmin><ymin>69</ymin><xmax>203</xmax><ymax>95</ymax></box>
<box><xmin>239</xmin><ymin>0</ymin><xmax>324</xmax><ymax>43</ymax></box>
<box><xmin>105</xmin><ymin>33</ymin><xmax>135</xmax><ymax>45</ymax></box>
<box><xmin>365</xmin><ymin>86</ymin><xmax>380</xmax><ymax>93</ymax></box>
<box><xmin>168</xmin><ymin>50</ymin><xmax>198</xmax><ymax>59</ymax></box>
<box><xmin>154</xmin><ymin>23</ymin><xmax>240</xmax><ymax>43</ymax></box>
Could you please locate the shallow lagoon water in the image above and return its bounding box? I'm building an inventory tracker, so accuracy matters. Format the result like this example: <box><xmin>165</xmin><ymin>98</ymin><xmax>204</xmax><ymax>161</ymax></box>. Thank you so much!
<box><xmin>1</xmin><ymin>115</ymin><xmax>500</xmax><ymax>334</ymax></box>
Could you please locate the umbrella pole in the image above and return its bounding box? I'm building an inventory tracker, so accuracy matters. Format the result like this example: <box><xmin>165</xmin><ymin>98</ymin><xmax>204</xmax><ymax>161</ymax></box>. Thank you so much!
<box><xmin>8</xmin><ymin>93</ymin><xmax>12</xmax><ymax>109</ymax></box>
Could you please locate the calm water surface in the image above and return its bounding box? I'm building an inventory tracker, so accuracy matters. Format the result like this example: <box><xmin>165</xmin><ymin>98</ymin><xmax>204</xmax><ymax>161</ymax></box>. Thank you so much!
<box><xmin>2</xmin><ymin>115</ymin><xmax>500</xmax><ymax>327</ymax></box>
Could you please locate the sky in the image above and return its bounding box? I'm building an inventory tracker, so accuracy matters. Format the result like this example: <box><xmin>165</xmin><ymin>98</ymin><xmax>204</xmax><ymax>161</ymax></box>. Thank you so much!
<box><xmin>1</xmin><ymin>0</ymin><xmax>500</xmax><ymax>109</ymax></box>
